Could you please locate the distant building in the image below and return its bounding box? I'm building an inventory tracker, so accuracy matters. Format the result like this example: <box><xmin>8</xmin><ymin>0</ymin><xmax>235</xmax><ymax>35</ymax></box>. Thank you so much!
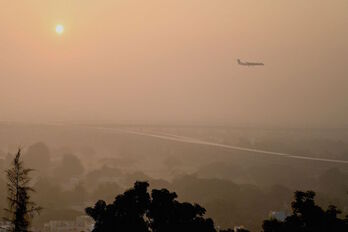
<box><xmin>269</xmin><ymin>211</ymin><xmax>289</xmax><ymax>222</ymax></box>
<box><xmin>43</xmin><ymin>216</ymin><xmax>94</xmax><ymax>232</ymax></box>
<box><xmin>75</xmin><ymin>216</ymin><xmax>94</xmax><ymax>231</ymax></box>
<box><xmin>0</xmin><ymin>221</ymin><xmax>11</xmax><ymax>232</ymax></box>
<box><xmin>234</xmin><ymin>225</ymin><xmax>246</xmax><ymax>232</ymax></box>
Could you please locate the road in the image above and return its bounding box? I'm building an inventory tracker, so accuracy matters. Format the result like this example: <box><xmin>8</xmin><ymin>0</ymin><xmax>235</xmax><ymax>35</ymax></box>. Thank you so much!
<box><xmin>90</xmin><ymin>126</ymin><xmax>348</xmax><ymax>165</ymax></box>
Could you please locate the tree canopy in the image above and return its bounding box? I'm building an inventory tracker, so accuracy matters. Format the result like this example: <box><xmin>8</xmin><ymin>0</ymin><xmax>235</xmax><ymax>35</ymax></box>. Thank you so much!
<box><xmin>86</xmin><ymin>181</ymin><xmax>220</xmax><ymax>232</ymax></box>
<box><xmin>262</xmin><ymin>191</ymin><xmax>348</xmax><ymax>232</ymax></box>
<box><xmin>4</xmin><ymin>149</ymin><xmax>41</xmax><ymax>232</ymax></box>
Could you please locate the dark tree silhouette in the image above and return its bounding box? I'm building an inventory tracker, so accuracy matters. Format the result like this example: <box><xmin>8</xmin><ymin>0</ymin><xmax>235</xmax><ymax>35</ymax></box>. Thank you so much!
<box><xmin>4</xmin><ymin>149</ymin><xmax>41</xmax><ymax>232</ymax></box>
<box><xmin>86</xmin><ymin>181</ymin><xmax>150</xmax><ymax>232</ymax></box>
<box><xmin>262</xmin><ymin>191</ymin><xmax>348</xmax><ymax>232</ymax></box>
<box><xmin>149</xmin><ymin>188</ymin><xmax>216</xmax><ymax>232</ymax></box>
<box><xmin>86</xmin><ymin>181</ymin><xmax>228</xmax><ymax>232</ymax></box>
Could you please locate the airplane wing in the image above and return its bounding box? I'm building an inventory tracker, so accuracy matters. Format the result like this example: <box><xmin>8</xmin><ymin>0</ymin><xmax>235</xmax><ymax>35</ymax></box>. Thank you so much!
<box><xmin>249</xmin><ymin>62</ymin><xmax>264</xmax><ymax>66</ymax></box>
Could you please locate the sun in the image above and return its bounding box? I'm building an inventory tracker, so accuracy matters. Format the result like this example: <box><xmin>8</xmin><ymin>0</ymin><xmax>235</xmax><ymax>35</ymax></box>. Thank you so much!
<box><xmin>55</xmin><ymin>24</ymin><xmax>64</xmax><ymax>35</ymax></box>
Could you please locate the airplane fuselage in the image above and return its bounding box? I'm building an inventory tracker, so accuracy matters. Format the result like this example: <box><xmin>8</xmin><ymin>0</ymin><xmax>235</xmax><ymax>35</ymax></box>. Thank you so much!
<box><xmin>237</xmin><ymin>59</ymin><xmax>264</xmax><ymax>66</ymax></box>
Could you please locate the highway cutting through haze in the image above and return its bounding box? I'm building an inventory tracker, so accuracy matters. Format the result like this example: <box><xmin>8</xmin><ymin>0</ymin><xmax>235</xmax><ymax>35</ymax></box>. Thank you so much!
<box><xmin>90</xmin><ymin>126</ymin><xmax>348</xmax><ymax>165</ymax></box>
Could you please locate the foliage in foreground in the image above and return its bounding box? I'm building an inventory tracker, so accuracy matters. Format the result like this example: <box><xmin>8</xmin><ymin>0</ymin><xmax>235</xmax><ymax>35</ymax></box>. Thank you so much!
<box><xmin>4</xmin><ymin>149</ymin><xmax>41</xmax><ymax>232</ymax></box>
<box><xmin>86</xmin><ymin>181</ymin><xmax>235</xmax><ymax>232</ymax></box>
<box><xmin>263</xmin><ymin>191</ymin><xmax>348</xmax><ymax>232</ymax></box>
<box><xmin>86</xmin><ymin>181</ymin><xmax>348</xmax><ymax>232</ymax></box>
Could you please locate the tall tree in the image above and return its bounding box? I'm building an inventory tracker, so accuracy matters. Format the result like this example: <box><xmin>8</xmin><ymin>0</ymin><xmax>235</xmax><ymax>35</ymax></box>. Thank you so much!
<box><xmin>262</xmin><ymin>191</ymin><xmax>348</xmax><ymax>232</ymax></box>
<box><xmin>4</xmin><ymin>149</ymin><xmax>41</xmax><ymax>232</ymax></box>
<box><xmin>86</xmin><ymin>181</ymin><xmax>151</xmax><ymax>232</ymax></box>
<box><xmin>149</xmin><ymin>188</ymin><xmax>216</xmax><ymax>232</ymax></box>
<box><xmin>86</xmin><ymin>181</ymin><xmax>225</xmax><ymax>232</ymax></box>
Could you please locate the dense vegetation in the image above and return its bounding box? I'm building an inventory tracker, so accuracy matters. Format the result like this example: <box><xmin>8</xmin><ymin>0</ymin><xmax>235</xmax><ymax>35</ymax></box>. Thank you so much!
<box><xmin>86</xmin><ymin>182</ymin><xmax>348</xmax><ymax>232</ymax></box>
<box><xmin>0</xmin><ymin>128</ymin><xmax>347</xmax><ymax>231</ymax></box>
<box><xmin>4</xmin><ymin>150</ymin><xmax>41</xmax><ymax>232</ymax></box>
<box><xmin>86</xmin><ymin>181</ymin><xmax>233</xmax><ymax>232</ymax></box>
<box><xmin>263</xmin><ymin>191</ymin><xmax>348</xmax><ymax>232</ymax></box>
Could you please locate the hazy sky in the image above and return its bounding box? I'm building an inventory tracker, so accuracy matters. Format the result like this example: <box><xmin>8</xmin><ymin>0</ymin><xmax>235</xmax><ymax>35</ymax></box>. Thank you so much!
<box><xmin>1</xmin><ymin>0</ymin><xmax>347</xmax><ymax>126</ymax></box>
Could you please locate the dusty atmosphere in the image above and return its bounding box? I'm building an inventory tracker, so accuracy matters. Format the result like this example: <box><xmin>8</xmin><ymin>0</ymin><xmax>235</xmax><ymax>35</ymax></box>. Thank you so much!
<box><xmin>1</xmin><ymin>1</ymin><xmax>348</xmax><ymax>232</ymax></box>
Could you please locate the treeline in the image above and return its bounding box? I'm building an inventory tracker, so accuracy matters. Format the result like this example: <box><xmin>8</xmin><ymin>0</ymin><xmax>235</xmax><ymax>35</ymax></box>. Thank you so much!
<box><xmin>2</xmin><ymin>146</ymin><xmax>348</xmax><ymax>231</ymax></box>
<box><xmin>263</xmin><ymin>191</ymin><xmax>348</xmax><ymax>232</ymax></box>
<box><xmin>2</xmin><ymin>142</ymin><xmax>348</xmax><ymax>228</ymax></box>
<box><xmin>86</xmin><ymin>181</ymin><xmax>348</xmax><ymax>232</ymax></box>
<box><xmin>86</xmin><ymin>181</ymin><xmax>246</xmax><ymax>232</ymax></box>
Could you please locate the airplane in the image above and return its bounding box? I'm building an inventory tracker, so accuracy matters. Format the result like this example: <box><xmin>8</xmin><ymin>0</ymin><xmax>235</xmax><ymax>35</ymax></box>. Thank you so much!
<box><xmin>237</xmin><ymin>59</ymin><xmax>264</xmax><ymax>66</ymax></box>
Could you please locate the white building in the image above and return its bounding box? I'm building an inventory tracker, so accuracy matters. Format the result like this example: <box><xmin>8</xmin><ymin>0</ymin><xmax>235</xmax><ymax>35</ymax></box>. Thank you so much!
<box><xmin>234</xmin><ymin>225</ymin><xmax>247</xmax><ymax>232</ymax></box>
<box><xmin>43</xmin><ymin>216</ymin><xmax>94</xmax><ymax>232</ymax></box>
<box><xmin>0</xmin><ymin>221</ymin><xmax>12</xmax><ymax>232</ymax></box>
<box><xmin>269</xmin><ymin>211</ymin><xmax>288</xmax><ymax>222</ymax></box>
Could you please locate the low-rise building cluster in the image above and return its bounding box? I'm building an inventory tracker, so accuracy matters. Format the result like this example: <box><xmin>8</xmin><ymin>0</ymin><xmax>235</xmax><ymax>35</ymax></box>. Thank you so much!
<box><xmin>0</xmin><ymin>221</ymin><xmax>11</xmax><ymax>232</ymax></box>
<box><xmin>43</xmin><ymin>216</ymin><xmax>94</xmax><ymax>232</ymax></box>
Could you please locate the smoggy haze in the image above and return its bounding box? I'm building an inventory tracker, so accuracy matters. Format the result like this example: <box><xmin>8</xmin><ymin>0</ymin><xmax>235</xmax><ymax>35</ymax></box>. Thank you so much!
<box><xmin>1</xmin><ymin>0</ymin><xmax>347</xmax><ymax>126</ymax></box>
